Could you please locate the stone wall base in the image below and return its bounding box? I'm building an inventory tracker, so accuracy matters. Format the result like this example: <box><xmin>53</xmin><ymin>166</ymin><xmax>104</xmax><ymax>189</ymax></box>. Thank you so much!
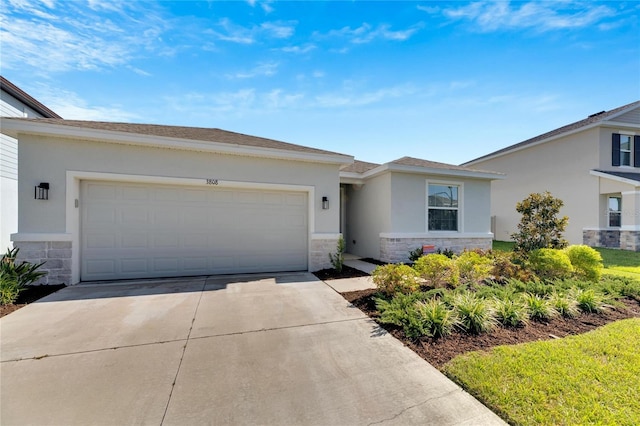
<box><xmin>583</xmin><ymin>229</ymin><xmax>640</xmax><ymax>252</ymax></box>
<box><xmin>310</xmin><ymin>236</ymin><xmax>341</xmax><ymax>271</ymax></box>
<box><xmin>13</xmin><ymin>241</ymin><xmax>72</xmax><ymax>285</ymax></box>
<box><xmin>380</xmin><ymin>237</ymin><xmax>492</xmax><ymax>264</ymax></box>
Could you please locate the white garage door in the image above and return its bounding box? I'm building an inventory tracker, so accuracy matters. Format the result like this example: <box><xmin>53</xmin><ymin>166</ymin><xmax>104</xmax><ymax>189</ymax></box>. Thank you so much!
<box><xmin>81</xmin><ymin>181</ymin><xmax>308</xmax><ymax>281</ymax></box>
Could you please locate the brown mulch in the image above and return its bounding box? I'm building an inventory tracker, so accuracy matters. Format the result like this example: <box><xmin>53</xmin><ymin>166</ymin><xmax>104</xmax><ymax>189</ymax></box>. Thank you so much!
<box><xmin>0</xmin><ymin>284</ymin><xmax>66</xmax><ymax>318</ymax></box>
<box><xmin>313</xmin><ymin>265</ymin><xmax>370</xmax><ymax>280</ymax></box>
<box><xmin>360</xmin><ymin>258</ymin><xmax>386</xmax><ymax>266</ymax></box>
<box><xmin>342</xmin><ymin>288</ymin><xmax>640</xmax><ymax>368</ymax></box>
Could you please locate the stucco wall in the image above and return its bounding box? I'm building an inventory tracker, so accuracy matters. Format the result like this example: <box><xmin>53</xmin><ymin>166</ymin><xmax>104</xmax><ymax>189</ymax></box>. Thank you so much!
<box><xmin>471</xmin><ymin>127</ymin><xmax>602</xmax><ymax>244</ymax></box>
<box><xmin>17</xmin><ymin>135</ymin><xmax>341</xmax><ymax>234</ymax></box>
<box><xmin>344</xmin><ymin>173</ymin><xmax>391</xmax><ymax>259</ymax></box>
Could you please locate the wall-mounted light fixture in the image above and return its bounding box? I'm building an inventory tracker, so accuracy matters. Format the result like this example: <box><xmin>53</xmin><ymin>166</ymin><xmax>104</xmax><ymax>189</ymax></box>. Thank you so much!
<box><xmin>322</xmin><ymin>196</ymin><xmax>329</xmax><ymax>210</ymax></box>
<box><xmin>35</xmin><ymin>182</ymin><xmax>49</xmax><ymax>200</ymax></box>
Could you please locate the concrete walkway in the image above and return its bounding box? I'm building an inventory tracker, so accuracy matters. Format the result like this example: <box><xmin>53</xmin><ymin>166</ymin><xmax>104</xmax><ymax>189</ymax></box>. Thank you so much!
<box><xmin>0</xmin><ymin>273</ymin><xmax>505</xmax><ymax>425</ymax></box>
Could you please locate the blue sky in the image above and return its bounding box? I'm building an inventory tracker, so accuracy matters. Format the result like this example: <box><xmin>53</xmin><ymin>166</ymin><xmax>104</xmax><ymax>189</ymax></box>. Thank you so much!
<box><xmin>1</xmin><ymin>1</ymin><xmax>639</xmax><ymax>165</ymax></box>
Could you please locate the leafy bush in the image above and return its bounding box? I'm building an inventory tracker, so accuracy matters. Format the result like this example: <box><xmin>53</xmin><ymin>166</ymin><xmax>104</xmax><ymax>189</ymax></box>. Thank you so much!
<box><xmin>455</xmin><ymin>250</ymin><xmax>493</xmax><ymax>284</ymax></box>
<box><xmin>549</xmin><ymin>291</ymin><xmax>580</xmax><ymax>318</ymax></box>
<box><xmin>511</xmin><ymin>191</ymin><xmax>569</xmax><ymax>254</ymax></box>
<box><xmin>408</xmin><ymin>247</ymin><xmax>424</xmax><ymax>262</ymax></box>
<box><xmin>414</xmin><ymin>254</ymin><xmax>459</xmax><ymax>288</ymax></box>
<box><xmin>528</xmin><ymin>248</ymin><xmax>573</xmax><ymax>280</ymax></box>
<box><xmin>372</xmin><ymin>264</ymin><xmax>420</xmax><ymax>296</ymax></box>
<box><xmin>574</xmin><ymin>288</ymin><xmax>605</xmax><ymax>313</ymax></box>
<box><xmin>415</xmin><ymin>298</ymin><xmax>460</xmax><ymax>338</ymax></box>
<box><xmin>564</xmin><ymin>245</ymin><xmax>603</xmax><ymax>282</ymax></box>
<box><xmin>328</xmin><ymin>236</ymin><xmax>345</xmax><ymax>273</ymax></box>
<box><xmin>489</xmin><ymin>251</ymin><xmax>535</xmax><ymax>282</ymax></box>
<box><xmin>1</xmin><ymin>247</ymin><xmax>47</xmax><ymax>305</ymax></box>
<box><xmin>437</xmin><ymin>248</ymin><xmax>455</xmax><ymax>258</ymax></box>
<box><xmin>493</xmin><ymin>297</ymin><xmax>530</xmax><ymax>327</ymax></box>
<box><xmin>452</xmin><ymin>293</ymin><xmax>497</xmax><ymax>334</ymax></box>
<box><xmin>523</xmin><ymin>293</ymin><xmax>558</xmax><ymax>320</ymax></box>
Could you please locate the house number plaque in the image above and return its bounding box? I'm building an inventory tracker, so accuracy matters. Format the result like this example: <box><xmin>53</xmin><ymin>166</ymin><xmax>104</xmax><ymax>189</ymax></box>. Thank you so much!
<box><xmin>206</xmin><ymin>179</ymin><xmax>219</xmax><ymax>185</ymax></box>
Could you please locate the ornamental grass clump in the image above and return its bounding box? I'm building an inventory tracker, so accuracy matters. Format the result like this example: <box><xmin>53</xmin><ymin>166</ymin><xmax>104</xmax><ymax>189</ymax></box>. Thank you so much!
<box><xmin>372</xmin><ymin>264</ymin><xmax>420</xmax><ymax>296</ymax></box>
<box><xmin>564</xmin><ymin>245</ymin><xmax>603</xmax><ymax>282</ymax></box>
<box><xmin>493</xmin><ymin>297</ymin><xmax>530</xmax><ymax>327</ymax></box>
<box><xmin>414</xmin><ymin>254</ymin><xmax>459</xmax><ymax>288</ymax></box>
<box><xmin>574</xmin><ymin>288</ymin><xmax>606</xmax><ymax>313</ymax></box>
<box><xmin>415</xmin><ymin>298</ymin><xmax>460</xmax><ymax>338</ymax></box>
<box><xmin>452</xmin><ymin>293</ymin><xmax>497</xmax><ymax>334</ymax></box>
<box><xmin>523</xmin><ymin>293</ymin><xmax>558</xmax><ymax>321</ymax></box>
<box><xmin>375</xmin><ymin>293</ymin><xmax>426</xmax><ymax>339</ymax></box>
<box><xmin>549</xmin><ymin>291</ymin><xmax>580</xmax><ymax>318</ymax></box>
<box><xmin>1</xmin><ymin>247</ymin><xmax>46</xmax><ymax>305</ymax></box>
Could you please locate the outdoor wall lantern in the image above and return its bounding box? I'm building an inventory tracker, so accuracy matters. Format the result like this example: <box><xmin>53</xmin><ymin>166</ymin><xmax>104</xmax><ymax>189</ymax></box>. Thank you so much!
<box><xmin>322</xmin><ymin>196</ymin><xmax>329</xmax><ymax>210</ymax></box>
<box><xmin>35</xmin><ymin>182</ymin><xmax>49</xmax><ymax>200</ymax></box>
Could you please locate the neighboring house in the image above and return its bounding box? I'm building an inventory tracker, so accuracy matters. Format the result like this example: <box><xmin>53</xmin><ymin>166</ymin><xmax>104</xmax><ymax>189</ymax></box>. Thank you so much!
<box><xmin>0</xmin><ymin>118</ymin><xmax>502</xmax><ymax>284</ymax></box>
<box><xmin>0</xmin><ymin>76</ymin><xmax>61</xmax><ymax>251</ymax></box>
<box><xmin>464</xmin><ymin>100</ymin><xmax>640</xmax><ymax>252</ymax></box>
<box><xmin>340</xmin><ymin>157</ymin><xmax>503</xmax><ymax>263</ymax></box>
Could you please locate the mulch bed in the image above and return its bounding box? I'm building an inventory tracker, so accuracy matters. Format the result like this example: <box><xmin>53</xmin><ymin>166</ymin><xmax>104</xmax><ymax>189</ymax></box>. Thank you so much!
<box><xmin>313</xmin><ymin>265</ymin><xmax>370</xmax><ymax>280</ymax></box>
<box><xmin>342</xmin><ymin>288</ymin><xmax>640</xmax><ymax>368</ymax></box>
<box><xmin>0</xmin><ymin>284</ymin><xmax>66</xmax><ymax>318</ymax></box>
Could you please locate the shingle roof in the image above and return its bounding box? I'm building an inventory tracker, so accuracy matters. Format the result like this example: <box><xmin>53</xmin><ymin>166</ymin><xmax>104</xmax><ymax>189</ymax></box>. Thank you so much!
<box><xmin>4</xmin><ymin>118</ymin><xmax>347</xmax><ymax>157</ymax></box>
<box><xmin>390</xmin><ymin>156</ymin><xmax>499</xmax><ymax>174</ymax></box>
<box><xmin>340</xmin><ymin>160</ymin><xmax>380</xmax><ymax>173</ymax></box>
<box><xmin>464</xmin><ymin>100</ymin><xmax>640</xmax><ymax>165</ymax></box>
<box><xmin>593</xmin><ymin>170</ymin><xmax>640</xmax><ymax>184</ymax></box>
<box><xmin>0</xmin><ymin>76</ymin><xmax>62</xmax><ymax>118</ymax></box>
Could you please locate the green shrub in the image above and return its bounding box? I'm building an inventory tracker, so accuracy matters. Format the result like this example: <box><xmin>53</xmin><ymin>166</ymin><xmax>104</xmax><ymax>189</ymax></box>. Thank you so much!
<box><xmin>549</xmin><ymin>291</ymin><xmax>580</xmax><ymax>318</ymax></box>
<box><xmin>415</xmin><ymin>298</ymin><xmax>460</xmax><ymax>338</ymax></box>
<box><xmin>452</xmin><ymin>293</ymin><xmax>497</xmax><ymax>334</ymax></box>
<box><xmin>523</xmin><ymin>293</ymin><xmax>558</xmax><ymax>320</ymax></box>
<box><xmin>414</xmin><ymin>254</ymin><xmax>460</xmax><ymax>288</ymax></box>
<box><xmin>372</xmin><ymin>264</ymin><xmax>420</xmax><ymax>296</ymax></box>
<box><xmin>511</xmin><ymin>191</ymin><xmax>569</xmax><ymax>254</ymax></box>
<box><xmin>574</xmin><ymin>288</ymin><xmax>605</xmax><ymax>313</ymax></box>
<box><xmin>528</xmin><ymin>248</ymin><xmax>573</xmax><ymax>280</ymax></box>
<box><xmin>489</xmin><ymin>251</ymin><xmax>535</xmax><ymax>282</ymax></box>
<box><xmin>328</xmin><ymin>236</ymin><xmax>345</xmax><ymax>273</ymax></box>
<box><xmin>375</xmin><ymin>293</ymin><xmax>425</xmax><ymax>339</ymax></box>
<box><xmin>1</xmin><ymin>247</ymin><xmax>47</xmax><ymax>305</ymax></box>
<box><xmin>408</xmin><ymin>247</ymin><xmax>424</xmax><ymax>262</ymax></box>
<box><xmin>564</xmin><ymin>245</ymin><xmax>603</xmax><ymax>282</ymax></box>
<box><xmin>455</xmin><ymin>251</ymin><xmax>493</xmax><ymax>284</ymax></box>
<box><xmin>493</xmin><ymin>297</ymin><xmax>530</xmax><ymax>327</ymax></box>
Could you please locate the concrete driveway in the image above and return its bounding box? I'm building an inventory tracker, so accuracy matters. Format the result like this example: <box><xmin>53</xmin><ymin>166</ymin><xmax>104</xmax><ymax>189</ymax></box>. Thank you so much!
<box><xmin>0</xmin><ymin>273</ymin><xmax>505</xmax><ymax>425</ymax></box>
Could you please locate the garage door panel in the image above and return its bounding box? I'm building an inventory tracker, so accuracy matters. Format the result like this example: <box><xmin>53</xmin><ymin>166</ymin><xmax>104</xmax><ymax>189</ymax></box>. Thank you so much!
<box><xmin>81</xmin><ymin>181</ymin><xmax>308</xmax><ymax>281</ymax></box>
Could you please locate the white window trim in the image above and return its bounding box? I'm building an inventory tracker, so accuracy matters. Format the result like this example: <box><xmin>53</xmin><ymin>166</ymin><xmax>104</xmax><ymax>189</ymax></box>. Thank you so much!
<box><xmin>620</xmin><ymin>134</ymin><xmax>633</xmax><ymax>167</ymax></box>
<box><xmin>426</xmin><ymin>179</ymin><xmax>464</xmax><ymax>233</ymax></box>
<box><xmin>607</xmin><ymin>196</ymin><xmax>622</xmax><ymax>229</ymax></box>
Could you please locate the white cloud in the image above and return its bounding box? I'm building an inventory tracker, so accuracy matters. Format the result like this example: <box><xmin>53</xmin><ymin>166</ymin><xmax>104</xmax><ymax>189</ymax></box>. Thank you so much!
<box><xmin>440</xmin><ymin>1</ymin><xmax>617</xmax><ymax>32</ymax></box>
<box><xmin>314</xmin><ymin>84</ymin><xmax>417</xmax><ymax>108</ymax></box>
<box><xmin>319</xmin><ymin>22</ymin><xmax>423</xmax><ymax>44</ymax></box>
<box><xmin>206</xmin><ymin>18</ymin><xmax>296</xmax><ymax>45</ymax></box>
<box><xmin>227</xmin><ymin>62</ymin><xmax>279</xmax><ymax>79</ymax></box>
<box><xmin>260</xmin><ymin>21</ymin><xmax>296</xmax><ymax>38</ymax></box>
<box><xmin>280</xmin><ymin>44</ymin><xmax>316</xmax><ymax>54</ymax></box>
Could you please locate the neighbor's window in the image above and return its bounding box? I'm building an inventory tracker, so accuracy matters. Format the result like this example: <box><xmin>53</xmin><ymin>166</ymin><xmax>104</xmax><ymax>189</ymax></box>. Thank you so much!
<box><xmin>428</xmin><ymin>184</ymin><xmax>459</xmax><ymax>231</ymax></box>
<box><xmin>608</xmin><ymin>197</ymin><xmax>621</xmax><ymax>228</ymax></box>
<box><xmin>620</xmin><ymin>135</ymin><xmax>632</xmax><ymax>166</ymax></box>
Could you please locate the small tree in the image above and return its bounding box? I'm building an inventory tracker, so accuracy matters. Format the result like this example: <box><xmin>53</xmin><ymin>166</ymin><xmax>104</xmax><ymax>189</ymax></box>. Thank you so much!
<box><xmin>511</xmin><ymin>191</ymin><xmax>568</xmax><ymax>254</ymax></box>
<box><xmin>328</xmin><ymin>236</ymin><xmax>345</xmax><ymax>273</ymax></box>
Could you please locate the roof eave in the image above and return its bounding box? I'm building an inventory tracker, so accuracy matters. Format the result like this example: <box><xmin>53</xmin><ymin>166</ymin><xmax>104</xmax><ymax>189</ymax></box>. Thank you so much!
<box><xmin>385</xmin><ymin>163</ymin><xmax>504</xmax><ymax>180</ymax></box>
<box><xmin>0</xmin><ymin>118</ymin><xmax>353</xmax><ymax>165</ymax></box>
<box><xmin>590</xmin><ymin>170</ymin><xmax>640</xmax><ymax>187</ymax></box>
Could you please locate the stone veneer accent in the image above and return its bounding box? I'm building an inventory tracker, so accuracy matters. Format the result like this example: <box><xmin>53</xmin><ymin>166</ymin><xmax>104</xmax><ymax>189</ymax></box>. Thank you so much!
<box><xmin>620</xmin><ymin>231</ymin><xmax>640</xmax><ymax>252</ymax></box>
<box><xmin>13</xmin><ymin>241</ymin><xmax>72</xmax><ymax>285</ymax></box>
<box><xmin>380</xmin><ymin>237</ymin><xmax>492</xmax><ymax>264</ymax></box>
<box><xmin>583</xmin><ymin>229</ymin><xmax>640</xmax><ymax>252</ymax></box>
<box><xmin>310</xmin><ymin>236</ymin><xmax>341</xmax><ymax>271</ymax></box>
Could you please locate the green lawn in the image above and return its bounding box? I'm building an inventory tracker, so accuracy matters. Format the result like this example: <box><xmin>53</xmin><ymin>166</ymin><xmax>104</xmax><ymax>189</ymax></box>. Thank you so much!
<box><xmin>444</xmin><ymin>318</ymin><xmax>640</xmax><ymax>425</ymax></box>
<box><xmin>492</xmin><ymin>240</ymin><xmax>640</xmax><ymax>278</ymax></box>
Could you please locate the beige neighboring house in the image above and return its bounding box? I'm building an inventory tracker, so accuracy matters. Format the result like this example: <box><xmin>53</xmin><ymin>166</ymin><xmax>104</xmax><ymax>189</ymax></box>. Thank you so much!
<box><xmin>464</xmin><ymin>100</ymin><xmax>640</xmax><ymax>251</ymax></box>
<box><xmin>0</xmin><ymin>76</ymin><xmax>61</xmax><ymax>252</ymax></box>
<box><xmin>0</xmin><ymin>117</ymin><xmax>503</xmax><ymax>285</ymax></box>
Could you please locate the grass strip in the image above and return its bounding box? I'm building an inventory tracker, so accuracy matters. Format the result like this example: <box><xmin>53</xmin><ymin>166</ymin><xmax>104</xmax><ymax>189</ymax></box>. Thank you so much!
<box><xmin>444</xmin><ymin>318</ymin><xmax>640</xmax><ymax>425</ymax></box>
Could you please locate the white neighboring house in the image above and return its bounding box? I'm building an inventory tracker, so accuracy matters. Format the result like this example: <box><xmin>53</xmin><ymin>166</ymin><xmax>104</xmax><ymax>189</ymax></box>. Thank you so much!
<box><xmin>464</xmin><ymin>100</ymin><xmax>640</xmax><ymax>251</ymax></box>
<box><xmin>1</xmin><ymin>76</ymin><xmax>61</xmax><ymax>252</ymax></box>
